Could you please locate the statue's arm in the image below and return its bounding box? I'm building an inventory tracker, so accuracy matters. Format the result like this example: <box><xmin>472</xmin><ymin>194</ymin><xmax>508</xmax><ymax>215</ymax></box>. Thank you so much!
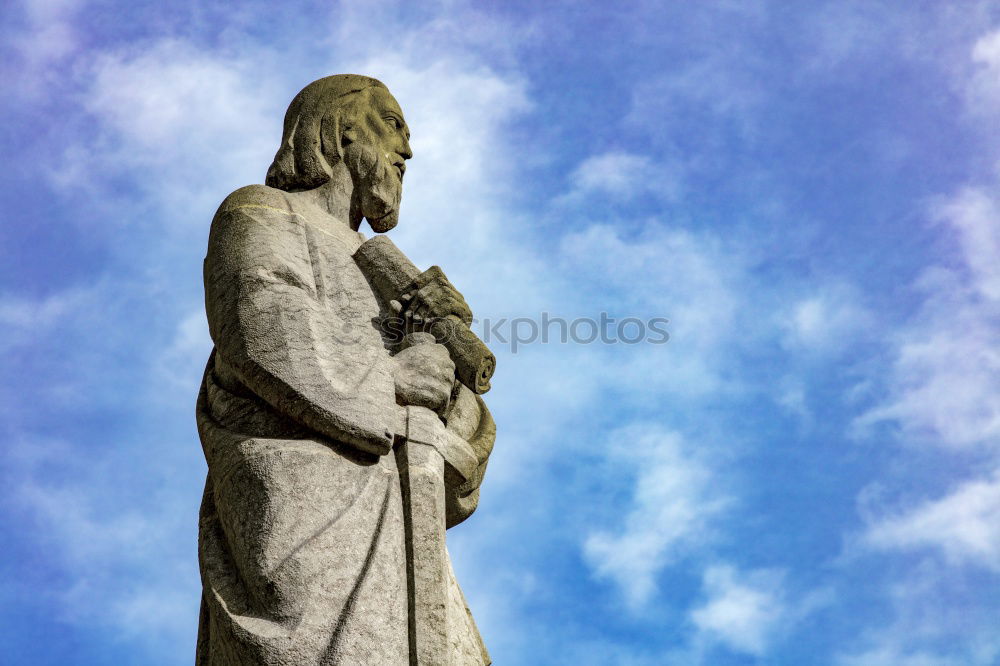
<box><xmin>444</xmin><ymin>388</ymin><xmax>495</xmax><ymax>528</ymax></box>
<box><xmin>204</xmin><ymin>190</ymin><xmax>401</xmax><ymax>456</ymax></box>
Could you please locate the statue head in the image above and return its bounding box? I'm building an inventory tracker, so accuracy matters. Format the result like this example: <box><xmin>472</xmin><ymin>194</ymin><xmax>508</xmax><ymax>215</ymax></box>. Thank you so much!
<box><xmin>266</xmin><ymin>74</ymin><xmax>413</xmax><ymax>232</ymax></box>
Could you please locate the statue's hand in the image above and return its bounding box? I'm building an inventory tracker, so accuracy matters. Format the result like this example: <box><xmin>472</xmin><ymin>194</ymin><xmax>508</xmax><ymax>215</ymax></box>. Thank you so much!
<box><xmin>395</xmin><ymin>266</ymin><xmax>473</xmax><ymax>325</ymax></box>
<box><xmin>393</xmin><ymin>338</ymin><xmax>456</xmax><ymax>411</ymax></box>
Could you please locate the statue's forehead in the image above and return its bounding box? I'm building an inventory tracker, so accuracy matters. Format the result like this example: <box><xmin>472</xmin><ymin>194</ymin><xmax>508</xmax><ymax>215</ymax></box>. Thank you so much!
<box><xmin>365</xmin><ymin>86</ymin><xmax>406</xmax><ymax>119</ymax></box>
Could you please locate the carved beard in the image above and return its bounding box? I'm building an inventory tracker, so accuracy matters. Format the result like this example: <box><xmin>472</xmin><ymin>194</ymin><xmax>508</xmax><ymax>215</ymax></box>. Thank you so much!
<box><xmin>344</xmin><ymin>142</ymin><xmax>402</xmax><ymax>233</ymax></box>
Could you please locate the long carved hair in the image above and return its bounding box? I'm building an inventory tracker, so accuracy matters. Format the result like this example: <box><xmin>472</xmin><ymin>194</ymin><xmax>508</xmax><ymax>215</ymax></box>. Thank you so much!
<box><xmin>265</xmin><ymin>74</ymin><xmax>387</xmax><ymax>192</ymax></box>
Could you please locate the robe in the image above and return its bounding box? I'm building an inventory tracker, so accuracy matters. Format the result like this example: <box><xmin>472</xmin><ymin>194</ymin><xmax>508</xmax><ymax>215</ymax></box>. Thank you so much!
<box><xmin>194</xmin><ymin>184</ymin><xmax>494</xmax><ymax>665</ymax></box>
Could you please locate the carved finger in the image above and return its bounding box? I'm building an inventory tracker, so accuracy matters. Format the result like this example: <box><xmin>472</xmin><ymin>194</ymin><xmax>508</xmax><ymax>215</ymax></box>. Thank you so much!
<box><xmin>410</xmin><ymin>302</ymin><xmax>433</xmax><ymax>322</ymax></box>
<box><xmin>416</xmin><ymin>285</ymin><xmax>435</xmax><ymax>306</ymax></box>
<box><xmin>425</xmin><ymin>286</ymin><xmax>471</xmax><ymax>322</ymax></box>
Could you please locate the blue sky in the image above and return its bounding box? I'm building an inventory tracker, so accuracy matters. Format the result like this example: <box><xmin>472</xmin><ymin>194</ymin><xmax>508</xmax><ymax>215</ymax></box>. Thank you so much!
<box><xmin>3</xmin><ymin>1</ymin><xmax>1000</xmax><ymax>664</ymax></box>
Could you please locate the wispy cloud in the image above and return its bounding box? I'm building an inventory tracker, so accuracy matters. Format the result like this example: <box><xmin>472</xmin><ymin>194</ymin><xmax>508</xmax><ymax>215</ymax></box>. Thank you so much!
<box><xmin>863</xmin><ymin>471</ymin><xmax>1000</xmax><ymax>570</ymax></box>
<box><xmin>833</xmin><ymin>558</ymin><xmax>1000</xmax><ymax>666</ymax></box>
<box><xmin>557</xmin><ymin>150</ymin><xmax>683</xmax><ymax>204</ymax></box>
<box><xmin>58</xmin><ymin>38</ymin><xmax>282</xmax><ymax>224</ymax></box>
<box><xmin>583</xmin><ymin>424</ymin><xmax>729</xmax><ymax>608</ymax></box>
<box><xmin>968</xmin><ymin>28</ymin><xmax>1000</xmax><ymax>113</ymax></box>
<box><xmin>0</xmin><ymin>285</ymin><xmax>98</xmax><ymax>350</ymax></box>
<box><xmin>3</xmin><ymin>435</ymin><xmax>201</xmax><ymax>649</ymax></box>
<box><xmin>7</xmin><ymin>0</ymin><xmax>84</xmax><ymax>94</ymax></box>
<box><xmin>855</xmin><ymin>185</ymin><xmax>1000</xmax><ymax>450</ymax></box>
<box><xmin>689</xmin><ymin>565</ymin><xmax>790</xmax><ymax>656</ymax></box>
<box><xmin>839</xmin><ymin>27</ymin><xmax>1000</xmax><ymax>665</ymax></box>
<box><xmin>836</xmin><ymin>646</ymin><xmax>959</xmax><ymax>666</ymax></box>
<box><xmin>780</xmin><ymin>285</ymin><xmax>874</xmax><ymax>356</ymax></box>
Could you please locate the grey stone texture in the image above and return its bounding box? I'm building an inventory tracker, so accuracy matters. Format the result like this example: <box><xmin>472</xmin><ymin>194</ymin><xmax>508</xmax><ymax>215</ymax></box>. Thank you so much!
<box><xmin>195</xmin><ymin>75</ymin><xmax>494</xmax><ymax>665</ymax></box>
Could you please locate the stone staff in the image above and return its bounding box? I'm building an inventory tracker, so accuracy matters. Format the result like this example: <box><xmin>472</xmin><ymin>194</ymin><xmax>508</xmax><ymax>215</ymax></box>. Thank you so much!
<box><xmin>354</xmin><ymin>235</ymin><xmax>496</xmax><ymax>394</ymax></box>
<box><xmin>395</xmin><ymin>333</ymin><xmax>481</xmax><ymax>665</ymax></box>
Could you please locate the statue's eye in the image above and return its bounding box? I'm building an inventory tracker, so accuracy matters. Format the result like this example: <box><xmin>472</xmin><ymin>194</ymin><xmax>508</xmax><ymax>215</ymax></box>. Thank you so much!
<box><xmin>385</xmin><ymin>116</ymin><xmax>402</xmax><ymax>129</ymax></box>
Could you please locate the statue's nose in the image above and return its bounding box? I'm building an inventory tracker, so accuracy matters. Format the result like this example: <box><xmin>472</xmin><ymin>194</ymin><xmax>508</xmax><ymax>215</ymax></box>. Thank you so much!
<box><xmin>398</xmin><ymin>135</ymin><xmax>412</xmax><ymax>161</ymax></box>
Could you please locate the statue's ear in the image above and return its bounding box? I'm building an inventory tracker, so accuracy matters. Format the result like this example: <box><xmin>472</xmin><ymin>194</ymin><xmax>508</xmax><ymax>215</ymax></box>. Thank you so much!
<box><xmin>321</xmin><ymin>110</ymin><xmax>351</xmax><ymax>165</ymax></box>
<box><xmin>306</xmin><ymin>112</ymin><xmax>334</xmax><ymax>185</ymax></box>
<box><xmin>341</xmin><ymin>122</ymin><xmax>357</xmax><ymax>148</ymax></box>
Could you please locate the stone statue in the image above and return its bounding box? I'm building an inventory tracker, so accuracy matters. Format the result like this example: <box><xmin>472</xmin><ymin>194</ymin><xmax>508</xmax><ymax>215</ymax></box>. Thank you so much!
<box><xmin>195</xmin><ymin>75</ymin><xmax>496</xmax><ymax>665</ymax></box>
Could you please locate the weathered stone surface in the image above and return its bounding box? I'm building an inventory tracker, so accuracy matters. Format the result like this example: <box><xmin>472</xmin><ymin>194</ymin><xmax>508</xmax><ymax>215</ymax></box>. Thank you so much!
<box><xmin>195</xmin><ymin>75</ymin><xmax>494</xmax><ymax>665</ymax></box>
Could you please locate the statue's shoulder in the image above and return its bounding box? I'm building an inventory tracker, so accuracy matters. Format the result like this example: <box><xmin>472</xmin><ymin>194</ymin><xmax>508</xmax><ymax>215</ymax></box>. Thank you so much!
<box><xmin>207</xmin><ymin>185</ymin><xmax>302</xmax><ymax>255</ymax></box>
<box><xmin>214</xmin><ymin>183</ymin><xmax>291</xmax><ymax>219</ymax></box>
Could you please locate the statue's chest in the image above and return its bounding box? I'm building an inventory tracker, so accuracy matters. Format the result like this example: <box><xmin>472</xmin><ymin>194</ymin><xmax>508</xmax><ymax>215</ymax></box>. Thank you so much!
<box><xmin>300</xmin><ymin>224</ymin><xmax>379</xmax><ymax>320</ymax></box>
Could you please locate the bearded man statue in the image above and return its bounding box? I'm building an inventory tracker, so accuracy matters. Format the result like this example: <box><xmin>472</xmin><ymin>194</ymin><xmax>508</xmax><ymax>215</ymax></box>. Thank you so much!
<box><xmin>194</xmin><ymin>74</ymin><xmax>495</xmax><ymax>665</ymax></box>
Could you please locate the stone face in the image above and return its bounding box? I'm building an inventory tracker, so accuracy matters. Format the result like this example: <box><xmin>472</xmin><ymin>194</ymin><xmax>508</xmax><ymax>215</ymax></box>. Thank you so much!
<box><xmin>195</xmin><ymin>75</ymin><xmax>494</xmax><ymax>665</ymax></box>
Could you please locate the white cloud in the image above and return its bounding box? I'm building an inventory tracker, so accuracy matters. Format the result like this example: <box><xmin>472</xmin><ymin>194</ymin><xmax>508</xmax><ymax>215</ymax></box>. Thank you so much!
<box><xmin>626</xmin><ymin>53</ymin><xmax>764</xmax><ymax>147</ymax></box>
<box><xmin>856</xmin><ymin>185</ymin><xmax>1000</xmax><ymax>450</ymax></box>
<box><xmin>558</xmin><ymin>224</ymin><xmax>738</xmax><ymax>347</ymax></box>
<box><xmin>0</xmin><ymin>286</ymin><xmax>96</xmax><ymax>347</ymax></box>
<box><xmin>937</xmin><ymin>187</ymin><xmax>1000</xmax><ymax>301</ymax></box>
<box><xmin>864</xmin><ymin>471</ymin><xmax>1000</xmax><ymax>569</ymax></box>
<box><xmin>52</xmin><ymin>39</ymin><xmax>282</xmax><ymax>229</ymax></box>
<box><xmin>157</xmin><ymin>310</ymin><xmax>212</xmax><ymax>391</ymax></box>
<box><xmin>0</xmin><ymin>273</ymin><xmax>185</xmax><ymax>414</ymax></box>
<box><xmin>780</xmin><ymin>285</ymin><xmax>873</xmax><ymax>355</ymax></box>
<box><xmin>4</xmin><ymin>436</ymin><xmax>201</xmax><ymax>646</ymax></box>
<box><xmin>576</xmin><ymin>152</ymin><xmax>653</xmax><ymax>194</ymax></box>
<box><xmin>839</xmin><ymin>28</ymin><xmax>1000</xmax><ymax>666</ymax></box>
<box><xmin>857</xmin><ymin>307</ymin><xmax>1000</xmax><ymax>448</ymax></box>
<box><xmin>689</xmin><ymin>565</ymin><xmax>789</xmax><ymax>656</ymax></box>
<box><xmin>11</xmin><ymin>0</ymin><xmax>83</xmax><ymax>82</ymax></box>
<box><xmin>583</xmin><ymin>424</ymin><xmax>729</xmax><ymax>608</ymax></box>
<box><xmin>554</xmin><ymin>222</ymin><xmax>746</xmax><ymax>404</ymax></box>
<box><xmin>775</xmin><ymin>376</ymin><xmax>810</xmax><ymax>419</ymax></box>
<box><xmin>84</xmin><ymin>40</ymin><xmax>276</xmax><ymax>157</ymax></box>
<box><xmin>968</xmin><ymin>28</ymin><xmax>1000</xmax><ymax>112</ymax></box>
<box><xmin>847</xmin><ymin>183</ymin><xmax>1000</xmax><ymax>666</ymax></box>
<box><xmin>972</xmin><ymin>28</ymin><xmax>1000</xmax><ymax>65</ymax></box>
<box><xmin>559</xmin><ymin>151</ymin><xmax>682</xmax><ymax>203</ymax></box>
<box><xmin>836</xmin><ymin>646</ymin><xmax>959</xmax><ymax>666</ymax></box>
<box><xmin>833</xmin><ymin>558</ymin><xmax>1000</xmax><ymax>666</ymax></box>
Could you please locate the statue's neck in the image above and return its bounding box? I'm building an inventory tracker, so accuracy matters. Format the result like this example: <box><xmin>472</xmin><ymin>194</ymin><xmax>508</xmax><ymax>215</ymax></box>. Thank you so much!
<box><xmin>300</xmin><ymin>162</ymin><xmax>359</xmax><ymax>232</ymax></box>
